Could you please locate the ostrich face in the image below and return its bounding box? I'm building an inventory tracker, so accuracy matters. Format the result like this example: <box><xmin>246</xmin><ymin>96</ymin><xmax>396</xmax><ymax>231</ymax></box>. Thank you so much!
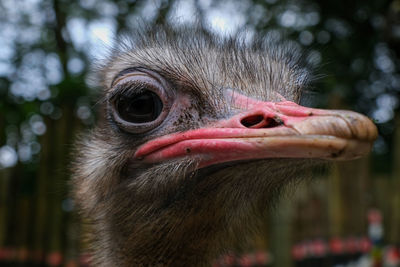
<box><xmin>73</xmin><ymin>27</ymin><xmax>377</xmax><ymax>265</ymax></box>
<box><xmin>86</xmin><ymin>28</ymin><xmax>376</xmax><ymax>191</ymax></box>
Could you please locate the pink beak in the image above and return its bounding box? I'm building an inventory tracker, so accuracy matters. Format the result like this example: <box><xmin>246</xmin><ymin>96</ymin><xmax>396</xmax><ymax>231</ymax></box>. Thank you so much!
<box><xmin>135</xmin><ymin>91</ymin><xmax>378</xmax><ymax>169</ymax></box>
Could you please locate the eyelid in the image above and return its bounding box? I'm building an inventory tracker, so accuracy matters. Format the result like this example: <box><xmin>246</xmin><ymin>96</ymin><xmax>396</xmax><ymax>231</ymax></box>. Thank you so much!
<box><xmin>110</xmin><ymin>67</ymin><xmax>138</xmax><ymax>87</ymax></box>
<box><xmin>111</xmin><ymin>75</ymin><xmax>167</xmax><ymax>99</ymax></box>
<box><xmin>109</xmin><ymin>69</ymin><xmax>172</xmax><ymax>105</ymax></box>
<box><xmin>111</xmin><ymin>68</ymin><xmax>165</xmax><ymax>88</ymax></box>
<box><xmin>113</xmin><ymin>73</ymin><xmax>144</xmax><ymax>87</ymax></box>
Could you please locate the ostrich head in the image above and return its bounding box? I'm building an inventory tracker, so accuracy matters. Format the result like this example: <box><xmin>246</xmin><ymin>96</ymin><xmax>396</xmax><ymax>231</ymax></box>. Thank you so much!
<box><xmin>72</xmin><ymin>26</ymin><xmax>377</xmax><ymax>266</ymax></box>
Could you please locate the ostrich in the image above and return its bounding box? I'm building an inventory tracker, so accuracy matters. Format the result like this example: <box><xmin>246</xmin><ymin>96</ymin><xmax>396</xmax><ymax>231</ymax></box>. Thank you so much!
<box><xmin>72</xmin><ymin>26</ymin><xmax>377</xmax><ymax>266</ymax></box>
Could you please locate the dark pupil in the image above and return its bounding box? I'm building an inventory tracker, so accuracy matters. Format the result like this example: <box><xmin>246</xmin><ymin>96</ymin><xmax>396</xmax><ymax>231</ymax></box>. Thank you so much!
<box><xmin>117</xmin><ymin>91</ymin><xmax>163</xmax><ymax>123</ymax></box>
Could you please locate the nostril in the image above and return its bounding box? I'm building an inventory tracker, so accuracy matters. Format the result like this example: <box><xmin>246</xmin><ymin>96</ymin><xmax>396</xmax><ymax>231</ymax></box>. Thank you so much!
<box><xmin>240</xmin><ymin>114</ymin><xmax>284</xmax><ymax>128</ymax></box>
<box><xmin>264</xmin><ymin>117</ymin><xmax>284</xmax><ymax>128</ymax></box>
<box><xmin>240</xmin><ymin>115</ymin><xmax>264</xmax><ymax>128</ymax></box>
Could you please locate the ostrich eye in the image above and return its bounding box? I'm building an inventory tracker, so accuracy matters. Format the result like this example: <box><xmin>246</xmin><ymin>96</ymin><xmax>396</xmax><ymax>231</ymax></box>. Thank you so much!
<box><xmin>116</xmin><ymin>91</ymin><xmax>163</xmax><ymax>123</ymax></box>
<box><xmin>109</xmin><ymin>70</ymin><xmax>172</xmax><ymax>134</ymax></box>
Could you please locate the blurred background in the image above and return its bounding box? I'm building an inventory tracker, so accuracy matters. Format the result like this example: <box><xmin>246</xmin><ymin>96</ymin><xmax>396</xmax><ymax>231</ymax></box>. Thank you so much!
<box><xmin>0</xmin><ymin>0</ymin><xmax>399</xmax><ymax>266</ymax></box>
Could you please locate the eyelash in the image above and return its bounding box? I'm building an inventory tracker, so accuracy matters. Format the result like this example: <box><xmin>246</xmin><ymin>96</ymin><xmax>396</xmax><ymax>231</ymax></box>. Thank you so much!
<box><xmin>109</xmin><ymin>81</ymin><xmax>157</xmax><ymax>102</ymax></box>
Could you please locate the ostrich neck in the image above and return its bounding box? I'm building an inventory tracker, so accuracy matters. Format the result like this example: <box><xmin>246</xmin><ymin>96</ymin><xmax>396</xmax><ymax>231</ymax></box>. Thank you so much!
<box><xmin>108</xmin><ymin>194</ymin><xmax>231</xmax><ymax>266</ymax></box>
<box><xmin>97</xmin><ymin>161</ymin><xmax>293</xmax><ymax>266</ymax></box>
